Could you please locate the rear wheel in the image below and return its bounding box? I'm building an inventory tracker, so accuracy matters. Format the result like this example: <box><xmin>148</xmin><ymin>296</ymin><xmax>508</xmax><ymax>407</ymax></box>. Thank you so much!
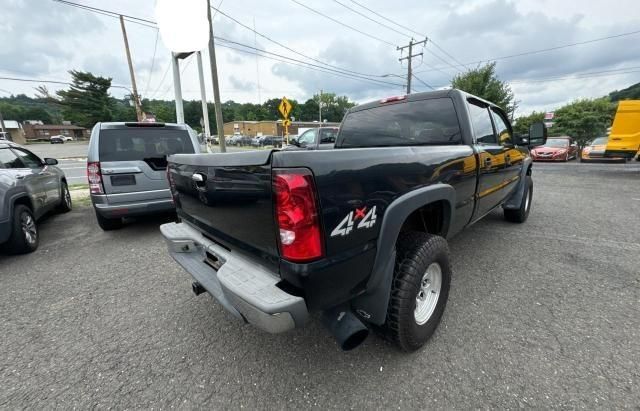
<box><xmin>5</xmin><ymin>205</ymin><xmax>39</xmax><ymax>254</ymax></box>
<box><xmin>95</xmin><ymin>211</ymin><xmax>123</xmax><ymax>231</ymax></box>
<box><xmin>504</xmin><ymin>175</ymin><xmax>532</xmax><ymax>223</ymax></box>
<box><xmin>57</xmin><ymin>181</ymin><xmax>72</xmax><ymax>213</ymax></box>
<box><xmin>381</xmin><ymin>232</ymin><xmax>451</xmax><ymax>352</ymax></box>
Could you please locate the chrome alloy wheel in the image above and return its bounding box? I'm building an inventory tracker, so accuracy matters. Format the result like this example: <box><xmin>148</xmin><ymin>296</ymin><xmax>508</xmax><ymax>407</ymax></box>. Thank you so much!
<box><xmin>21</xmin><ymin>212</ymin><xmax>37</xmax><ymax>245</ymax></box>
<box><xmin>414</xmin><ymin>262</ymin><xmax>442</xmax><ymax>325</ymax></box>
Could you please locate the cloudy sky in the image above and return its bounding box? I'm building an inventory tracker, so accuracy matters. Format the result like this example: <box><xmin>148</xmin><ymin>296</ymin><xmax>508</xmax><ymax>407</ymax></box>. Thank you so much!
<box><xmin>1</xmin><ymin>0</ymin><xmax>639</xmax><ymax>115</ymax></box>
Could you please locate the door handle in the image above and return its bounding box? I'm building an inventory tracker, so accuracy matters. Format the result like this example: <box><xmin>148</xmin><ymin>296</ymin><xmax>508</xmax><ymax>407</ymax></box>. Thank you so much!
<box><xmin>484</xmin><ymin>157</ymin><xmax>492</xmax><ymax>169</ymax></box>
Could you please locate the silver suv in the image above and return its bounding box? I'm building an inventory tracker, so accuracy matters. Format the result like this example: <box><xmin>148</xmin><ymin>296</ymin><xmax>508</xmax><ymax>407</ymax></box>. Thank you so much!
<box><xmin>87</xmin><ymin>122</ymin><xmax>202</xmax><ymax>230</ymax></box>
<box><xmin>0</xmin><ymin>141</ymin><xmax>71</xmax><ymax>254</ymax></box>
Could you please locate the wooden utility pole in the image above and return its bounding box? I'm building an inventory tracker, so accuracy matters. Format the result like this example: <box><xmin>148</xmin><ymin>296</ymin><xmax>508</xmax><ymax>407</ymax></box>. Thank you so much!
<box><xmin>398</xmin><ymin>38</ymin><xmax>427</xmax><ymax>94</ymax></box>
<box><xmin>207</xmin><ymin>0</ymin><xmax>226</xmax><ymax>152</ymax></box>
<box><xmin>119</xmin><ymin>15</ymin><xmax>143</xmax><ymax>122</ymax></box>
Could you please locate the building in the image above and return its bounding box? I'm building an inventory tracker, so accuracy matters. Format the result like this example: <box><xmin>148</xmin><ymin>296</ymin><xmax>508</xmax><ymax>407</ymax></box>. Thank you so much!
<box><xmin>223</xmin><ymin>120</ymin><xmax>341</xmax><ymax>137</ymax></box>
<box><xmin>0</xmin><ymin>120</ymin><xmax>27</xmax><ymax>144</ymax></box>
<box><xmin>23</xmin><ymin>123</ymin><xmax>90</xmax><ymax>141</ymax></box>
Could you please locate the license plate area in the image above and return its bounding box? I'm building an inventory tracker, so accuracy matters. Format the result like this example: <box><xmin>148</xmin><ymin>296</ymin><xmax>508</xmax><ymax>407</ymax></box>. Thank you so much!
<box><xmin>111</xmin><ymin>175</ymin><xmax>136</xmax><ymax>186</ymax></box>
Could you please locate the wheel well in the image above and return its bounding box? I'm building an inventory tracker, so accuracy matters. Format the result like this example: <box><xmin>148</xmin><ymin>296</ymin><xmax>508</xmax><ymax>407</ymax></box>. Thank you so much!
<box><xmin>13</xmin><ymin>196</ymin><xmax>33</xmax><ymax>211</ymax></box>
<box><xmin>399</xmin><ymin>200</ymin><xmax>449</xmax><ymax>237</ymax></box>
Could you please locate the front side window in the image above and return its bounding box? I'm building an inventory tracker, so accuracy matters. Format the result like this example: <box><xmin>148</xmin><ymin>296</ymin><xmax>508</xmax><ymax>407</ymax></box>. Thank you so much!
<box><xmin>0</xmin><ymin>148</ymin><xmax>25</xmax><ymax>169</ymax></box>
<box><xmin>468</xmin><ymin>101</ymin><xmax>496</xmax><ymax>144</ymax></box>
<box><xmin>298</xmin><ymin>129</ymin><xmax>317</xmax><ymax>146</ymax></box>
<box><xmin>12</xmin><ymin>148</ymin><xmax>42</xmax><ymax>168</ymax></box>
<box><xmin>491</xmin><ymin>108</ymin><xmax>513</xmax><ymax>146</ymax></box>
<box><xmin>338</xmin><ymin>98</ymin><xmax>461</xmax><ymax>148</ymax></box>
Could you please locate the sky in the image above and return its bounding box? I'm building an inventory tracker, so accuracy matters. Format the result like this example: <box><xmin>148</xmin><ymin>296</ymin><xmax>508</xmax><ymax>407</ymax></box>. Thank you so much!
<box><xmin>1</xmin><ymin>0</ymin><xmax>639</xmax><ymax>116</ymax></box>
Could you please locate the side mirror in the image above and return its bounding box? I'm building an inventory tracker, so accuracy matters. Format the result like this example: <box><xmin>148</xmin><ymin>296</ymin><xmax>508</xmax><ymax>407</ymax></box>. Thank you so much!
<box><xmin>44</xmin><ymin>158</ymin><xmax>58</xmax><ymax>166</ymax></box>
<box><xmin>289</xmin><ymin>137</ymin><xmax>299</xmax><ymax>146</ymax></box>
<box><xmin>528</xmin><ymin>122</ymin><xmax>547</xmax><ymax>148</ymax></box>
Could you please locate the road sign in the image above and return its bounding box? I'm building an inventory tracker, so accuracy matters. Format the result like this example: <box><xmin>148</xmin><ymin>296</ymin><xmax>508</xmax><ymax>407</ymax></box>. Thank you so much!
<box><xmin>282</xmin><ymin>119</ymin><xmax>292</xmax><ymax>127</ymax></box>
<box><xmin>278</xmin><ymin>97</ymin><xmax>292</xmax><ymax>119</ymax></box>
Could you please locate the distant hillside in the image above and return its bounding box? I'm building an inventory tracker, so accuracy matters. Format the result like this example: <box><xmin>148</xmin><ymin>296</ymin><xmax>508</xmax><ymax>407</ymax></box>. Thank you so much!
<box><xmin>609</xmin><ymin>82</ymin><xmax>640</xmax><ymax>102</ymax></box>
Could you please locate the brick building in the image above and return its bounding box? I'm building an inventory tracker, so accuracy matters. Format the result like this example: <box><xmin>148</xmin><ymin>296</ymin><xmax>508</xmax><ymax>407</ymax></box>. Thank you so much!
<box><xmin>223</xmin><ymin>120</ymin><xmax>340</xmax><ymax>137</ymax></box>
<box><xmin>23</xmin><ymin>124</ymin><xmax>90</xmax><ymax>141</ymax></box>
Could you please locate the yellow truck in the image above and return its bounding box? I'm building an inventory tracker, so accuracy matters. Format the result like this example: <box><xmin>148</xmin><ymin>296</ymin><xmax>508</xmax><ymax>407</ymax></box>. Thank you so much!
<box><xmin>605</xmin><ymin>100</ymin><xmax>640</xmax><ymax>160</ymax></box>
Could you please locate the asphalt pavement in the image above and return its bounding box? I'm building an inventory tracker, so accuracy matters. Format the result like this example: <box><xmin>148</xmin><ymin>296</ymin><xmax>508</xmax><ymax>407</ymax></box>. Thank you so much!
<box><xmin>1</xmin><ymin>161</ymin><xmax>639</xmax><ymax>408</ymax></box>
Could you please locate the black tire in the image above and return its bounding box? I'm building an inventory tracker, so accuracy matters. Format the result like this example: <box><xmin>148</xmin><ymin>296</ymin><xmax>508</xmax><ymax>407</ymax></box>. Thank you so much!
<box><xmin>504</xmin><ymin>175</ymin><xmax>532</xmax><ymax>223</ymax></box>
<box><xmin>95</xmin><ymin>211</ymin><xmax>123</xmax><ymax>231</ymax></box>
<box><xmin>381</xmin><ymin>232</ymin><xmax>451</xmax><ymax>352</ymax></box>
<box><xmin>5</xmin><ymin>205</ymin><xmax>39</xmax><ymax>255</ymax></box>
<box><xmin>57</xmin><ymin>181</ymin><xmax>72</xmax><ymax>213</ymax></box>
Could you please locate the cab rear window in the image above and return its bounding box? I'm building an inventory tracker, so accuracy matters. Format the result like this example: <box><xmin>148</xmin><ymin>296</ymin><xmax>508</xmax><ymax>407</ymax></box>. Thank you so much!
<box><xmin>98</xmin><ymin>128</ymin><xmax>194</xmax><ymax>162</ymax></box>
<box><xmin>337</xmin><ymin>98</ymin><xmax>461</xmax><ymax>148</ymax></box>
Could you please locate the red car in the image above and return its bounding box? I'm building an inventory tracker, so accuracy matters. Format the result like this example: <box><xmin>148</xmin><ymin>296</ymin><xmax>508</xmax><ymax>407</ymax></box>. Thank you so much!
<box><xmin>531</xmin><ymin>137</ymin><xmax>577</xmax><ymax>161</ymax></box>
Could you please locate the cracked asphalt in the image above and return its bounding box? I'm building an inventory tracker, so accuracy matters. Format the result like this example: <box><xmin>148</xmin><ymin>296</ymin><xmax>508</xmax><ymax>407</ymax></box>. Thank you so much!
<box><xmin>1</xmin><ymin>161</ymin><xmax>639</xmax><ymax>408</ymax></box>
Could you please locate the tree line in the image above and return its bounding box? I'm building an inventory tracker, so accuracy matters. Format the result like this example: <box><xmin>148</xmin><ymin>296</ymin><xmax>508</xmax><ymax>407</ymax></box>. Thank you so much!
<box><xmin>0</xmin><ymin>70</ymin><xmax>355</xmax><ymax>133</ymax></box>
<box><xmin>1</xmin><ymin>67</ymin><xmax>637</xmax><ymax>148</ymax></box>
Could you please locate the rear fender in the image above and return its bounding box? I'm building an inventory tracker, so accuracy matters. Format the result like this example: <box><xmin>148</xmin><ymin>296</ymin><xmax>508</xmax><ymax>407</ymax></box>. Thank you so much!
<box><xmin>351</xmin><ymin>184</ymin><xmax>455</xmax><ymax>325</ymax></box>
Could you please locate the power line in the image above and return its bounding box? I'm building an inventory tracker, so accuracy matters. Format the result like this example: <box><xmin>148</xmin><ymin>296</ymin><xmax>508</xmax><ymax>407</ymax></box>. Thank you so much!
<box><xmin>411</xmin><ymin>73</ymin><xmax>435</xmax><ymax>90</ymax></box>
<box><xmin>416</xmin><ymin>29</ymin><xmax>640</xmax><ymax>74</ymax></box>
<box><xmin>209</xmin><ymin>3</ymin><xmax>396</xmax><ymax>78</ymax></box>
<box><xmin>508</xmin><ymin>67</ymin><xmax>640</xmax><ymax>84</ymax></box>
<box><xmin>142</xmin><ymin>28</ymin><xmax>160</xmax><ymax>97</ymax></box>
<box><xmin>216</xmin><ymin>37</ymin><xmax>403</xmax><ymax>87</ymax></box>
<box><xmin>289</xmin><ymin>0</ymin><xmax>396</xmax><ymax>47</ymax></box>
<box><xmin>52</xmin><ymin>0</ymin><xmax>156</xmax><ymax>27</ymax></box>
<box><xmin>0</xmin><ymin>76</ymin><xmax>132</xmax><ymax>92</ymax></box>
<box><xmin>346</xmin><ymin>0</ymin><xmax>466</xmax><ymax>70</ymax></box>
<box><xmin>330</xmin><ymin>0</ymin><xmax>409</xmax><ymax>39</ymax></box>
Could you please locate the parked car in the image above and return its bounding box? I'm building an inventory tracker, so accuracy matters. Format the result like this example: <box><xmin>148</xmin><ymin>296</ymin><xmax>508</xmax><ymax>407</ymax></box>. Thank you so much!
<box><xmin>530</xmin><ymin>137</ymin><xmax>577</xmax><ymax>161</ymax></box>
<box><xmin>0</xmin><ymin>132</ymin><xmax>9</xmax><ymax>141</ymax></box>
<box><xmin>232</xmin><ymin>136</ymin><xmax>253</xmax><ymax>146</ymax></box>
<box><xmin>87</xmin><ymin>122</ymin><xmax>202</xmax><ymax>231</ymax></box>
<box><xmin>259</xmin><ymin>135</ymin><xmax>283</xmax><ymax>147</ymax></box>
<box><xmin>0</xmin><ymin>141</ymin><xmax>71</xmax><ymax>254</ymax></box>
<box><xmin>50</xmin><ymin>135</ymin><xmax>65</xmax><ymax>144</ymax></box>
<box><xmin>284</xmin><ymin>127</ymin><xmax>339</xmax><ymax>151</ymax></box>
<box><xmin>161</xmin><ymin>89</ymin><xmax>547</xmax><ymax>352</ymax></box>
<box><xmin>581</xmin><ymin>137</ymin><xmax>626</xmax><ymax>162</ymax></box>
<box><xmin>251</xmin><ymin>136</ymin><xmax>264</xmax><ymax>147</ymax></box>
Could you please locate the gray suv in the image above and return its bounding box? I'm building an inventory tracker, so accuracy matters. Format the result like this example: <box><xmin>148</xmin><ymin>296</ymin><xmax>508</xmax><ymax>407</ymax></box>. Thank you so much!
<box><xmin>0</xmin><ymin>141</ymin><xmax>71</xmax><ymax>254</ymax></box>
<box><xmin>87</xmin><ymin>122</ymin><xmax>202</xmax><ymax>230</ymax></box>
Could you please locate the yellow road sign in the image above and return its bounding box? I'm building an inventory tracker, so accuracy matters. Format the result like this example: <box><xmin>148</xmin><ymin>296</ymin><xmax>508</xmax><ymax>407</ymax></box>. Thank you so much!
<box><xmin>282</xmin><ymin>119</ymin><xmax>292</xmax><ymax>127</ymax></box>
<box><xmin>278</xmin><ymin>97</ymin><xmax>292</xmax><ymax>119</ymax></box>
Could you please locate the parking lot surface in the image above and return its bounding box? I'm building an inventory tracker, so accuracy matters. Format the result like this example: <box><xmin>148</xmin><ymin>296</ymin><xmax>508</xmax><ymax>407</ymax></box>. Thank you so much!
<box><xmin>1</xmin><ymin>162</ymin><xmax>639</xmax><ymax>408</ymax></box>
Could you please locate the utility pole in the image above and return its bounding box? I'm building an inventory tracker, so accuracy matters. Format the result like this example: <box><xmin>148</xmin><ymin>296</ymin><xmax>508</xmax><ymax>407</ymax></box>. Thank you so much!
<box><xmin>0</xmin><ymin>110</ymin><xmax>6</xmax><ymax>134</ymax></box>
<box><xmin>119</xmin><ymin>15</ymin><xmax>143</xmax><ymax>121</ymax></box>
<box><xmin>318</xmin><ymin>89</ymin><xmax>322</xmax><ymax>124</ymax></box>
<box><xmin>207</xmin><ymin>0</ymin><xmax>226</xmax><ymax>152</ymax></box>
<box><xmin>398</xmin><ymin>38</ymin><xmax>427</xmax><ymax>94</ymax></box>
<box><xmin>196</xmin><ymin>51</ymin><xmax>211</xmax><ymax>150</ymax></box>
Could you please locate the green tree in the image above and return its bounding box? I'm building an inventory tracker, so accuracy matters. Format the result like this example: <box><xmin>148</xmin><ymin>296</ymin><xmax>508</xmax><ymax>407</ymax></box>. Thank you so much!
<box><xmin>451</xmin><ymin>62</ymin><xmax>515</xmax><ymax>114</ymax></box>
<box><xmin>513</xmin><ymin>111</ymin><xmax>545</xmax><ymax>136</ymax></box>
<box><xmin>553</xmin><ymin>98</ymin><xmax>616</xmax><ymax>149</ymax></box>
<box><xmin>609</xmin><ymin>82</ymin><xmax>640</xmax><ymax>102</ymax></box>
<box><xmin>57</xmin><ymin>70</ymin><xmax>114</xmax><ymax>127</ymax></box>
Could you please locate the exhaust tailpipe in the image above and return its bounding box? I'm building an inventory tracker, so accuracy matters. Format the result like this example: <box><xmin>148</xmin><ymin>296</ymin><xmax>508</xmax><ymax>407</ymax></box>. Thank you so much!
<box><xmin>192</xmin><ymin>281</ymin><xmax>206</xmax><ymax>296</ymax></box>
<box><xmin>322</xmin><ymin>305</ymin><xmax>369</xmax><ymax>351</ymax></box>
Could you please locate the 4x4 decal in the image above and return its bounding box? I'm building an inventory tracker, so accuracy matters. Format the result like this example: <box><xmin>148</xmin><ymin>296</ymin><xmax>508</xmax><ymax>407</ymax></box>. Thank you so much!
<box><xmin>330</xmin><ymin>206</ymin><xmax>377</xmax><ymax>237</ymax></box>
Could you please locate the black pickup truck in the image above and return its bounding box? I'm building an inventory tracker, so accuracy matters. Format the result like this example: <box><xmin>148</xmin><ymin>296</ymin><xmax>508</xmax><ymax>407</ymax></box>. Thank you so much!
<box><xmin>161</xmin><ymin>89</ymin><xmax>547</xmax><ymax>352</ymax></box>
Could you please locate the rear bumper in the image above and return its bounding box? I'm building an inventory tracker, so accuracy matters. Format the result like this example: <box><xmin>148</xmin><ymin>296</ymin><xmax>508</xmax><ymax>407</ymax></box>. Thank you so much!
<box><xmin>92</xmin><ymin>194</ymin><xmax>174</xmax><ymax>218</ymax></box>
<box><xmin>160</xmin><ymin>221</ymin><xmax>308</xmax><ymax>333</ymax></box>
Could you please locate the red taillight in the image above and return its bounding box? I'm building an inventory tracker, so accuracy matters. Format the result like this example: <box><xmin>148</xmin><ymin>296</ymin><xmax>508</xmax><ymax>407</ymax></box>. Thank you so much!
<box><xmin>87</xmin><ymin>161</ymin><xmax>103</xmax><ymax>194</ymax></box>
<box><xmin>273</xmin><ymin>168</ymin><xmax>323</xmax><ymax>263</ymax></box>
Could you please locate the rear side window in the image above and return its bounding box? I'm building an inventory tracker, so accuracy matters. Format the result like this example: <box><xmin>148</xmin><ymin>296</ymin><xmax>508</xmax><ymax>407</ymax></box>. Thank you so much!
<box><xmin>0</xmin><ymin>148</ymin><xmax>25</xmax><ymax>169</ymax></box>
<box><xmin>98</xmin><ymin>128</ymin><xmax>195</xmax><ymax>162</ymax></box>
<box><xmin>337</xmin><ymin>98</ymin><xmax>461</xmax><ymax>148</ymax></box>
<box><xmin>319</xmin><ymin>128</ymin><xmax>337</xmax><ymax>144</ymax></box>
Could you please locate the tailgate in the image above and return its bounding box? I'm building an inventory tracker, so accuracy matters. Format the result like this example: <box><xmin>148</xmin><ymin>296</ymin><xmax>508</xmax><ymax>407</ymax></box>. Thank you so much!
<box><xmin>168</xmin><ymin>150</ymin><xmax>278</xmax><ymax>261</ymax></box>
